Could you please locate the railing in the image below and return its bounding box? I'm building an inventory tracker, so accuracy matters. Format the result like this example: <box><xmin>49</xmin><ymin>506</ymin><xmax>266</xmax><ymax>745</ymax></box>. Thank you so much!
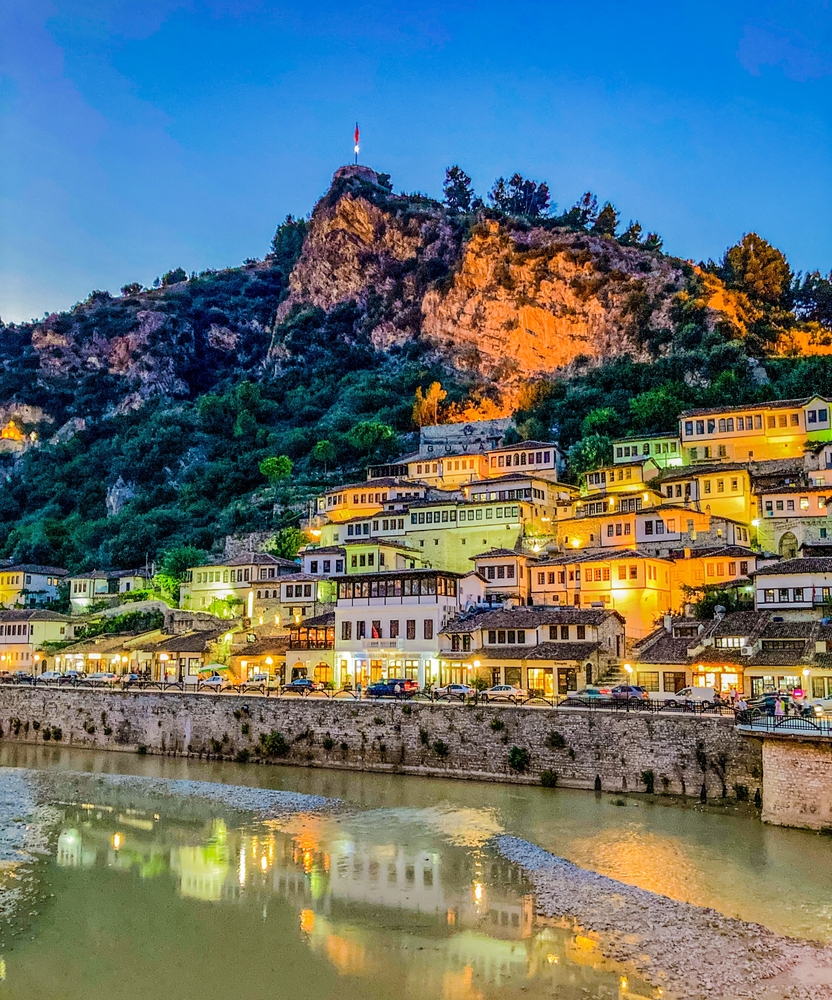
<box><xmin>735</xmin><ymin>708</ymin><xmax>832</xmax><ymax>737</ymax></box>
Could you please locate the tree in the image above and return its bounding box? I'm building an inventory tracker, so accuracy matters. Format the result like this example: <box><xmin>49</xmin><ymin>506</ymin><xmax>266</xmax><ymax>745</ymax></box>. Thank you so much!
<box><xmin>154</xmin><ymin>545</ymin><xmax>207</xmax><ymax>601</ymax></box>
<box><xmin>592</xmin><ymin>202</ymin><xmax>619</xmax><ymax>237</ymax></box>
<box><xmin>347</xmin><ymin>421</ymin><xmax>396</xmax><ymax>457</ymax></box>
<box><xmin>270</xmin><ymin>215</ymin><xmax>307</xmax><ymax>270</ymax></box>
<box><xmin>643</xmin><ymin>232</ymin><xmax>663</xmax><ymax>252</ymax></box>
<box><xmin>794</xmin><ymin>271</ymin><xmax>832</xmax><ymax>328</ymax></box>
<box><xmin>265</xmin><ymin>527</ymin><xmax>306</xmax><ymax>561</ymax></box>
<box><xmin>720</xmin><ymin>233</ymin><xmax>792</xmax><ymax>306</ymax></box>
<box><xmin>581</xmin><ymin>407</ymin><xmax>622</xmax><ymax>438</ymax></box>
<box><xmin>629</xmin><ymin>385</ymin><xmax>687</xmax><ymax>432</ymax></box>
<box><xmin>618</xmin><ymin>221</ymin><xmax>643</xmax><ymax>247</ymax></box>
<box><xmin>259</xmin><ymin>455</ymin><xmax>293</xmax><ymax>484</ymax></box>
<box><xmin>568</xmin><ymin>434</ymin><xmax>613</xmax><ymax>476</ymax></box>
<box><xmin>120</xmin><ymin>282</ymin><xmax>143</xmax><ymax>297</ymax></box>
<box><xmin>571</xmin><ymin>192</ymin><xmax>598</xmax><ymax>229</ymax></box>
<box><xmin>443</xmin><ymin>166</ymin><xmax>475</xmax><ymax>213</ymax></box>
<box><xmin>488</xmin><ymin>174</ymin><xmax>550</xmax><ymax>217</ymax></box>
<box><xmin>413</xmin><ymin>382</ymin><xmax>448</xmax><ymax>427</ymax></box>
<box><xmin>311</xmin><ymin>439</ymin><xmax>336</xmax><ymax>473</ymax></box>
<box><xmin>162</xmin><ymin>268</ymin><xmax>187</xmax><ymax>286</ymax></box>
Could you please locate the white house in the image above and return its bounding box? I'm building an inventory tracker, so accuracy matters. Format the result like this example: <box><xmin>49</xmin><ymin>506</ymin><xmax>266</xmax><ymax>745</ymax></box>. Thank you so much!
<box><xmin>753</xmin><ymin>557</ymin><xmax>832</xmax><ymax>618</ymax></box>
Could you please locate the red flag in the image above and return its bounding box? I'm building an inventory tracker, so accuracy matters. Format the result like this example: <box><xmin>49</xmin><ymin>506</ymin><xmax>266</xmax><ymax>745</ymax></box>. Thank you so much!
<box><xmin>354</xmin><ymin>123</ymin><xmax>360</xmax><ymax>145</ymax></box>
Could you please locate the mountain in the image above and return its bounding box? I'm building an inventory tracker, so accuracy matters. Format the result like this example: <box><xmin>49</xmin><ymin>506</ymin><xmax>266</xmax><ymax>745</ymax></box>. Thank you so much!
<box><xmin>0</xmin><ymin>163</ymin><xmax>831</xmax><ymax>573</ymax></box>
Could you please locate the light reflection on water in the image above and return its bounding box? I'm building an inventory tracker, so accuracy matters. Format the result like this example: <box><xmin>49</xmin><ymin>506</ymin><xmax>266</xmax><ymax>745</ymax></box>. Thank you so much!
<box><xmin>1</xmin><ymin>799</ymin><xmax>657</xmax><ymax>1000</ymax></box>
<box><xmin>2</xmin><ymin>743</ymin><xmax>832</xmax><ymax>944</ymax></box>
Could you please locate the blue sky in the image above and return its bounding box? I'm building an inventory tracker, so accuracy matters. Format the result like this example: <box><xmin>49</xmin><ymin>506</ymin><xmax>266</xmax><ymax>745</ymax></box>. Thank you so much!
<box><xmin>1</xmin><ymin>0</ymin><xmax>831</xmax><ymax>323</ymax></box>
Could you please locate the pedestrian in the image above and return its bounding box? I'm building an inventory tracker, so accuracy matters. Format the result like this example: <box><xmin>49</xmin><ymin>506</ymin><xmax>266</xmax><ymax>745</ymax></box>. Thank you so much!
<box><xmin>775</xmin><ymin>696</ymin><xmax>784</xmax><ymax>717</ymax></box>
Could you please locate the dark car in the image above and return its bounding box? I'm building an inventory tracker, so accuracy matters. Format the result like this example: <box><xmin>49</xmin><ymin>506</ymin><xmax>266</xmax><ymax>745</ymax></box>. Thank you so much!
<box><xmin>747</xmin><ymin>693</ymin><xmax>810</xmax><ymax>717</ymax></box>
<box><xmin>281</xmin><ymin>677</ymin><xmax>321</xmax><ymax>696</ymax></box>
<box><xmin>10</xmin><ymin>671</ymin><xmax>35</xmax><ymax>685</ymax></box>
<box><xmin>365</xmin><ymin>678</ymin><xmax>419</xmax><ymax>699</ymax></box>
<box><xmin>610</xmin><ymin>684</ymin><xmax>649</xmax><ymax>704</ymax></box>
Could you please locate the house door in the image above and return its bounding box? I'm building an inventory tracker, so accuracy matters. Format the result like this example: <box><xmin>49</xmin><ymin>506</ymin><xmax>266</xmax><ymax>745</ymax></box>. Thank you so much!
<box><xmin>557</xmin><ymin>668</ymin><xmax>577</xmax><ymax>695</ymax></box>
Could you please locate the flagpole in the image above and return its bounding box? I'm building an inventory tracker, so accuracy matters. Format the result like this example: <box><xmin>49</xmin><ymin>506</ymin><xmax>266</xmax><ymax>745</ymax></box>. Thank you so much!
<box><xmin>354</xmin><ymin>121</ymin><xmax>360</xmax><ymax>165</ymax></box>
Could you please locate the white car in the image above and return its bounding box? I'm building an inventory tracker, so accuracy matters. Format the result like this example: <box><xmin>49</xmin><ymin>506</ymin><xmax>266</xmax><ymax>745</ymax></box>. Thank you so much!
<box><xmin>87</xmin><ymin>671</ymin><xmax>119</xmax><ymax>686</ymax></box>
<box><xmin>807</xmin><ymin>697</ymin><xmax>832</xmax><ymax>717</ymax></box>
<box><xmin>37</xmin><ymin>670</ymin><xmax>64</xmax><ymax>684</ymax></box>
<box><xmin>434</xmin><ymin>683</ymin><xmax>474</xmax><ymax>701</ymax></box>
<box><xmin>652</xmin><ymin>686</ymin><xmax>717</xmax><ymax>708</ymax></box>
<box><xmin>482</xmin><ymin>684</ymin><xmax>527</xmax><ymax>703</ymax></box>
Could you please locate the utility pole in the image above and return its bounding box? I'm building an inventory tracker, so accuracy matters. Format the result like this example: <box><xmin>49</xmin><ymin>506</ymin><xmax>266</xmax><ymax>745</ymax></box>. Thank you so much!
<box><xmin>354</xmin><ymin>122</ymin><xmax>360</xmax><ymax>165</ymax></box>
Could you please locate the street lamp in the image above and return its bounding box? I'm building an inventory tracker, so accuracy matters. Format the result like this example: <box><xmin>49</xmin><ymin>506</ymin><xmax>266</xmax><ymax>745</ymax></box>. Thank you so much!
<box><xmin>623</xmin><ymin>663</ymin><xmax>633</xmax><ymax>675</ymax></box>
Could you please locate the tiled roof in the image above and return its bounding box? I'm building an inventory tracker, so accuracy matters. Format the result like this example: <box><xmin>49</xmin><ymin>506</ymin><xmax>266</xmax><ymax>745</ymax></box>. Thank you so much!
<box><xmin>491</xmin><ymin>440</ymin><xmax>559</xmax><ymax>452</ymax></box>
<box><xmin>470</xmin><ymin>548</ymin><xmax>525</xmax><ymax>560</ymax></box>
<box><xmin>69</xmin><ymin>568</ymin><xmax>150</xmax><ymax>580</ymax></box>
<box><xmin>0</xmin><ymin>609</ymin><xmax>72</xmax><ymax>621</ymax></box>
<box><xmin>658</xmin><ymin>463</ymin><xmax>749</xmax><ymax>482</ymax></box>
<box><xmin>231</xmin><ymin>637</ymin><xmax>290</xmax><ymax>657</ymax></box>
<box><xmin>5</xmin><ymin>565</ymin><xmax>68</xmax><ymax>577</ymax></box>
<box><xmin>291</xmin><ymin>611</ymin><xmax>335</xmax><ymax>628</ymax></box>
<box><xmin>58</xmin><ymin>632</ymin><xmax>159</xmax><ymax>655</ymax></box>
<box><xmin>535</xmin><ymin>548</ymin><xmax>672</xmax><ymax>566</ymax></box>
<box><xmin>259</xmin><ymin>573</ymin><xmax>320</xmax><ymax>583</ymax></box>
<box><xmin>327</xmin><ymin>477</ymin><xmax>418</xmax><ymax>491</ymax></box>
<box><xmin>632</xmin><ymin>631</ymin><xmax>697</xmax><ymax>665</ymax></box>
<box><xmin>753</xmin><ymin>483</ymin><xmax>828</xmax><ymax>495</ymax></box>
<box><xmin>465</xmin><ymin>473</ymin><xmax>550</xmax><ymax>488</ymax></box>
<box><xmin>301</xmin><ymin>546</ymin><xmax>346</xmax><ymax>556</ymax></box>
<box><xmin>710</xmin><ymin>611</ymin><xmax>769</xmax><ymax>637</ymax></box>
<box><xmin>680</xmin><ymin>397</ymin><xmax>818</xmax><ymax>417</ymax></box>
<box><xmin>753</xmin><ymin>558</ymin><xmax>832</xmax><ymax>576</ymax></box>
<box><xmin>669</xmin><ymin>545</ymin><xmax>756</xmax><ymax>560</ymax></box>
<box><xmin>224</xmin><ymin>553</ymin><xmax>298</xmax><ymax>568</ymax></box>
<box><xmin>441</xmin><ymin>606</ymin><xmax>621</xmax><ymax>633</ymax></box>
<box><xmin>144</xmin><ymin>628</ymin><xmax>228</xmax><ymax>653</ymax></box>
<box><xmin>467</xmin><ymin>642</ymin><xmax>601</xmax><ymax>661</ymax></box>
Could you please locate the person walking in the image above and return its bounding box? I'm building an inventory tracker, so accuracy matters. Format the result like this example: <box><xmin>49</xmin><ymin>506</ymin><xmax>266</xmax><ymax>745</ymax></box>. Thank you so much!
<box><xmin>775</xmin><ymin>696</ymin><xmax>784</xmax><ymax>717</ymax></box>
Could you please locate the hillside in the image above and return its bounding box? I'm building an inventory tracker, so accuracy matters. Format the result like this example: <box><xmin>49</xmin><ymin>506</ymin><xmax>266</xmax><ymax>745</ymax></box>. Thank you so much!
<box><xmin>1</xmin><ymin>163</ymin><xmax>832</xmax><ymax>572</ymax></box>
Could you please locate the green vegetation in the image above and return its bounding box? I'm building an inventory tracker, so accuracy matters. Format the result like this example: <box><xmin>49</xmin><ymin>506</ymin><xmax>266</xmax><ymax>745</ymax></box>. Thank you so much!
<box><xmin>540</xmin><ymin>769</ymin><xmax>558</xmax><ymax>788</ymax></box>
<box><xmin>259</xmin><ymin>729</ymin><xmax>290</xmax><ymax>758</ymax></box>
<box><xmin>507</xmin><ymin>746</ymin><xmax>531</xmax><ymax>772</ymax></box>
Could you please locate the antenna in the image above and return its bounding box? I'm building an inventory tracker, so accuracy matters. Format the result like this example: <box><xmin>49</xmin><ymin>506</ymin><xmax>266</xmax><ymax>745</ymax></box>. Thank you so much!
<box><xmin>354</xmin><ymin>122</ymin><xmax>360</xmax><ymax>165</ymax></box>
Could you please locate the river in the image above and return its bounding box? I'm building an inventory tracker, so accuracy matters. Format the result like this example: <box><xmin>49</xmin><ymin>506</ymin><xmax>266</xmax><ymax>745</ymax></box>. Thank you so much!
<box><xmin>0</xmin><ymin>744</ymin><xmax>830</xmax><ymax>1000</ymax></box>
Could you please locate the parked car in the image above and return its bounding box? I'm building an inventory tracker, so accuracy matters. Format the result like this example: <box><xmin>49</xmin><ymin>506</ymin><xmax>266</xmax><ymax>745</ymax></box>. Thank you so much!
<box><xmin>198</xmin><ymin>673</ymin><xmax>232</xmax><ymax>692</ymax></box>
<box><xmin>36</xmin><ymin>670</ymin><xmax>64</xmax><ymax>684</ymax></box>
<box><xmin>87</xmin><ymin>671</ymin><xmax>119</xmax><ymax>687</ymax></box>
<box><xmin>241</xmin><ymin>673</ymin><xmax>279</xmax><ymax>693</ymax></box>
<box><xmin>434</xmin><ymin>683</ymin><xmax>474</xmax><ymax>701</ymax></box>
<box><xmin>672</xmin><ymin>686</ymin><xmax>718</xmax><ymax>709</ymax></box>
<box><xmin>120</xmin><ymin>672</ymin><xmax>141</xmax><ymax>687</ymax></box>
<box><xmin>10</xmin><ymin>670</ymin><xmax>34</xmax><ymax>685</ymax></box>
<box><xmin>806</xmin><ymin>696</ymin><xmax>832</xmax><ymax>717</ymax></box>
<box><xmin>562</xmin><ymin>686</ymin><xmax>612</xmax><ymax>705</ymax></box>
<box><xmin>609</xmin><ymin>684</ymin><xmax>650</xmax><ymax>704</ymax></box>
<box><xmin>62</xmin><ymin>670</ymin><xmax>86</xmax><ymax>684</ymax></box>
<box><xmin>481</xmin><ymin>684</ymin><xmax>527</xmax><ymax>703</ymax></box>
<box><xmin>366</xmin><ymin>678</ymin><xmax>419</xmax><ymax>699</ymax></box>
<box><xmin>281</xmin><ymin>677</ymin><xmax>321</xmax><ymax>696</ymax></box>
<box><xmin>747</xmin><ymin>693</ymin><xmax>807</xmax><ymax>717</ymax></box>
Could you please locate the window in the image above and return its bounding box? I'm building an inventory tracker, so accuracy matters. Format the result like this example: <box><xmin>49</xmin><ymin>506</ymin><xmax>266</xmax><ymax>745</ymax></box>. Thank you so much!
<box><xmin>356</xmin><ymin>621</ymin><xmax>366</xmax><ymax>639</ymax></box>
<box><xmin>685</xmin><ymin>421</ymin><xmax>693</xmax><ymax>436</ymax></box>
<box><xmin>371</xmin><ymin>620</ymin><xmax>382</xmax><ymax>639</ymax></box>
<box><xmin>637</xmin><ymin>671</ymin><xmax>660</xmax><ymax>692</ymax></box>
<box><xmin>618</xmin><ymin>565</ymin><xmax>626</xmax><ymax>581</ymax></box>
<box><xmin>406</xmin><ymin>620</ymin><xmax>416</xmax><ymax>640</ymax></box>
<box><xmin>740</xmin><ymin>561</ymin><xmax>748</xmax><ymax>575</ymax></box>
<box><xmin>561</xmin><ymin>625</ymin><xmax>569</xmax><ymax>639</ymax></box>
<box><xmin>576</xmin><ymin>625</ymin><xmax>586</xmax><ymax>639</ymax></box>
<box><xmin>644</xmin><ymin>521</ymin><xmax>654</xmax><ymax>535</ymax></box>
<box><xmin>763</xmin><ymin>589</ymin><xmax>775</xmax><ymax>603</ymax></box>
<box><xmin>767</xmin><ymin>415</ymin><xmax>776</xmax><ymax>429</ymax></box>
<box><xmin>717</xmin><ymin>480</ymin><xmax>724</xmax><ymax>493</ymax></box>
<box><xmin>629</xmin><ymin>565</ymin><xmax>638</xmax><ymax>579</ymax></box>
<box><xmin>715</xmin><ymin>636</ymin><xmax>743</xmax><ymax>648</ymax></box>
<box><xmin>389</xmin><ymin>620</ymin><xmax>399</xmax><ymax>639</ymax></box>
<box><xmin>791</xmin><ymin>413</ymin><xmax>800</xmax><ymax>426</ymax></box>
<box><xmin>538</xmin><ymin>572</ymin><xmax>545</xmax><ymax>584</ymax></box>
<box><xmin>423</xmin><ymin>619</ymin><xmax>433</xmax><ymax>640</ymax></box>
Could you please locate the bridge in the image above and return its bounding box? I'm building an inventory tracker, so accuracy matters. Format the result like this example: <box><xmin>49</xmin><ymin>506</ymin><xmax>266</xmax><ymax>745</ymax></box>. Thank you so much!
<box><xmin>736</xmin><ymin>713</ymin><xmax>832</xmax><ymax>830</ymax></box>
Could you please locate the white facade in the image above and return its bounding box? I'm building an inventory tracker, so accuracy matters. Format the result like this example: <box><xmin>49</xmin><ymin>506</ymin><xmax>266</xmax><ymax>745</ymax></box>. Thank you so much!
<box><xmin>754</xmin><ymin>559</ymin><xmax>832</xmax><ymax>617</ymax></box>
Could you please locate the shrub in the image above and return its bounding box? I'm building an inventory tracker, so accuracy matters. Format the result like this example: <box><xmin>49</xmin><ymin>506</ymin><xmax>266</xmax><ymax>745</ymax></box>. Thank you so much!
<box><xmin>419</xmin><ymin>727</ymin><xmax>430</xmax><ymax>745</ymax></box>
<box><xmin>734</xmin><ymin>783</ymin><xmax>749</xmax><ymax>802</ymax></box>
<box><xmin>51</xmin><ymin>727</ymin><xmax>62</xmax><ymax>741</ymax></box>
<box><xmin>137</xmin><ymin>745</ymin><xmax>148</xmax><ymax>755</ymax></box>
<box><xmin>260</xmin><ymin>730</ymin><xmax>290</xmax><ymax>758</ymax></box>
<box><xmin>241</xmin><ymin>722</ymin><xmax>250</xmax><ymax>736</ymax></box>
<box><xmin>540</xmin><ymin>770</ymin><xmax>558</xmax><ymax>789</ymax></box>
<box><xmin>490</xmin><ymin>718</ymin><xmax>505</xmax><ymax>732</ymax></box>
<box><xmin>508</xmin><ymin>746</ymin><xmax>531</xmax><ymax>772</ymax></box>
<box><xmin>401</xmin><ymin>704</ymin><xmax>412</xmax><ymax>716</ymax></box>
<box><xmin>322</xmin><ymin>736</ymin><xmax>335</xmax><ymax>752</ymax></box>
<box><xmin>546</xmin><ymin>731</ymin><xmax>566</xmax><ymax>750</ymax></box>
<box><xmin>641</xmin><ymin>769</ymin><xmax>655</xmax><ymax>794</ymax></box>
<box><xmin>234</xmin><ymin>748</ymin><xmax>250</xmax><ymax>764</ymax></box>
<box><xmin>340</xmin><ymin>741</ymin><xmax>349</xmax><ymax>753</ymax></box>
<box><xmin>103</xmin><ymin>726</ymin><xmax>112</xmax><ymax>736</ymax></box>
<box><xmin>373</xmin><ymin>716</ymin><xmax>384</xmax><ymax>725</ymax></box>
<box><xmin>42</xmin><ymin>728</ymin><xmax>51</xmax><ymax>741</ymax></box>
<box><xmin>210</xmin><ymin>738</ymin><xmax>223</xmax><ymax>755</ymax></box>
<box><xmin>432</xmin><ymin>739</ymin><xmax>450</xmax><ymax>759</ymax></box>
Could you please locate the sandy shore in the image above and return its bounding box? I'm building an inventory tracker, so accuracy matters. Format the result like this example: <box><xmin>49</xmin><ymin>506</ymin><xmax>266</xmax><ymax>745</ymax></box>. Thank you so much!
<box><xmin>496</xmin><ymin>834</ymin><xmax>832</xmax><ymax>1000</ymax></box>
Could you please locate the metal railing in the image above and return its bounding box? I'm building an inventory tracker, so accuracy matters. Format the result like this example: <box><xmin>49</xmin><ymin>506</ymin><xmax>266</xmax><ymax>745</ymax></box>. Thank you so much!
<box><xmin>735</xmin><ymin>708</ymin><xmax>832</xmax><ymax>737</ymax></box>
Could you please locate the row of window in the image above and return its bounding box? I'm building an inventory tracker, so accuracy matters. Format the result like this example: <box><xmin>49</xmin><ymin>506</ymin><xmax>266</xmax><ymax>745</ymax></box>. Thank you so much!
<box><xmin>0</xmin><ymin>623</ymin><xmax>32</xmax><ymax>636</ymax></box>
<box><xmin>415</xmin><ymin>459</ymin><xmax>477</xmax><ymax>474</ymax></box>
<box><xmin>284</xmin><ymin>584</ymin><xmax>314</xmax><ymax>598</ymax></box>
<box><xmin>759</xmin><ymin>587</ymin><xmax>816</xmax><ymax>603</ymax></box>
<box><xmin>410</xmin><ymin>505</ymin><xmax>521</xmax><ymax>526</ymax></box>
<box><xmin>483</xmin><ymin>564</ymin><xmax>516</xmax><ymax>581</ymax></box>
<box><xmin>490</xmin><ymin>450</ymin><xmax>552</xmax><ymax>468</ymax></box>
<box><xmin>338</xmin><ymin>576</ymin><xmax>458</xmax><ymax>599</ymax></box>
<box><xmin>615</xmin><ymin>441</ymin><xmax>677</xmax><ymax>459</ymax></box>
<box><xmin>308</xmin><ymin>559</ymin><xmax>344</xmax><ymax>574</ymax></box>
<box><xmin>194</xmin><ymin>568</ymin><xmax>251</xmax><ymax>584</ymax></box>
<box><xmin>341</xmin><ymin>619</ymin><xmax>433</xmax><ymax>640</ymax></box>
<box><xmin>449</xmin><ymin>634</ymin><xmax>472</xmax><ymax>651</ymax></box>
<box><xmin>2</xmin><ymin>574</ymin><xmax>44</xmax><ymax>587</ymax></box>
<box><xmin>764</xmin><ymin>497</ymin><xmax>826</xmax><ymax>514</ymax></box>
<box><xmin>471</xmin><ymin>488</ymin><xmax>532</xmax><ymax>501</ymax></box>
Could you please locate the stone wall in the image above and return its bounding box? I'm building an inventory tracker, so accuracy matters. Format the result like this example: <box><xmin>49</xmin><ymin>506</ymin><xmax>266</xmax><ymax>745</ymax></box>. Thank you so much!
<box><xmin>0</xmin><ymin>688</ymin><xmax>764</xmax><ymax>800</ymax></box>
<box><xmin>761</xmin><ymin>737</ymin><xmax>832</xmax><ymax>830</ymax></box>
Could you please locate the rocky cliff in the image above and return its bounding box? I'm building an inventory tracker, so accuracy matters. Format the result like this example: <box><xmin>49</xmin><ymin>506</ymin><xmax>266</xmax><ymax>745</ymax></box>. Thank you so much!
<box><xmin>274</xmin><ymin>166</ymin><xmax>758</xmax><ymax>404</ymax></box>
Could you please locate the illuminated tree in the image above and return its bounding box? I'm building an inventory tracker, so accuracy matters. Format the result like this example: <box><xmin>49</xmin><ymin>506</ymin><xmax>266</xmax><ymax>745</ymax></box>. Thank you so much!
<box><xmin>259</xmin><ymin>455</ymin><xmax>293</xmax><ymax>483</ymax></box>
<box><xmin>412</xmin><ymin>381</ymin><xmax>448</xmax><ymax>427</ymax></box>
<box><xmin>721</xmin><ymin>233</ymin><xmax>792</xmax><ymax>306</ymax></box>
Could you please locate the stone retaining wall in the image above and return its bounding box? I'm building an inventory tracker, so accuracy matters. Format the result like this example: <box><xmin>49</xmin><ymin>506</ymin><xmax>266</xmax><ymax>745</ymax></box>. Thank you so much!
<box><xmin>761</xmin><ymin>737</ymin><xmax>832</xmax><ymax>830</ymax></box>
<box><xmin>0</xmin><ymin>688</ymin><xmax>764</xmax><ymax>799</ymax></box>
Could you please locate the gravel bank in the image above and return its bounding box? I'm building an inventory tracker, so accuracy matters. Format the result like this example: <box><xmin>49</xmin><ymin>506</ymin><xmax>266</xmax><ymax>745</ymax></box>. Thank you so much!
<box><xmin>496</xmin><ymin>834</ymin><xmax>832</xmax><ymax>1000</ymax></box>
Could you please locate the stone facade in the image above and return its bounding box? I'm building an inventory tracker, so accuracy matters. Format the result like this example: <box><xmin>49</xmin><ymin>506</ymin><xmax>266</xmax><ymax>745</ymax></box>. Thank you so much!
<box><xmin>0</xmin><ymin>688</ymin><xmax>762</xmax><ymax>801</ymax></box>
<box><xmin>761</xmin><ymin>737</ymin><xmax>832</xmax><ymax>830</ymax></box>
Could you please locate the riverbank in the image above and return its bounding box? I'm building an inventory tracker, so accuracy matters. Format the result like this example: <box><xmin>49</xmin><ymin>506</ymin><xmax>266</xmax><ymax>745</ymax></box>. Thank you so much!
<box><xmin>497</xmin><ymin>835</ymin><xmax>832</xmax><ymax>1000</ymax></box>
<box><xmin>0</xmin><ymin>687</ymin><xmax>764</xmax><ymax>801</ymax></box>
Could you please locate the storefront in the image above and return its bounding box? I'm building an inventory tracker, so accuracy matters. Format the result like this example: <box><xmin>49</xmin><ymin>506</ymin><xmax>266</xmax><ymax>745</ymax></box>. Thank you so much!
<box><xmin>692</xmin><ymin>664</ymin><xmax>741</xmax><ymax>694</ymax></box>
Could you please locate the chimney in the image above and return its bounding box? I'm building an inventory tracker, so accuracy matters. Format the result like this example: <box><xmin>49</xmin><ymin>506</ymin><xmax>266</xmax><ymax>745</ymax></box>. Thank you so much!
<box><xmin>684</xmin><ymin>547</ymin><xmax>691</xmax><ymax>559</ymax></box>
<box><xmin>663</xmin><ymin>614</ymin><xmax>673</xmax><ymax>633</ymax></box>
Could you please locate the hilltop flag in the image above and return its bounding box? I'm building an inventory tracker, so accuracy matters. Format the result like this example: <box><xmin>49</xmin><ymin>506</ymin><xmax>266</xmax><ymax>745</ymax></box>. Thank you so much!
<box><xmin>354</xmin><ymin>123</ymin><xmax>360</xmax><ymax>146</ymax></box>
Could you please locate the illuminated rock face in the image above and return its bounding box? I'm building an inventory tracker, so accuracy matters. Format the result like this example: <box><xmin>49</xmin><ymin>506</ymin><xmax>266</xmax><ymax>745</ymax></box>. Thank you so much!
<box><xmin>276</xmin><ymin>171</ymin><xmax>727</xmax><ymax>405</ymax></box>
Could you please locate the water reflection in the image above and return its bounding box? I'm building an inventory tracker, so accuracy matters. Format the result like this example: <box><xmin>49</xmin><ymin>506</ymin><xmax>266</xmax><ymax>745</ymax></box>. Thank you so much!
<box><xmin>25</xmin><ymin>800</ymin><xmax>658</xmax><ymax>1000</ymax></box>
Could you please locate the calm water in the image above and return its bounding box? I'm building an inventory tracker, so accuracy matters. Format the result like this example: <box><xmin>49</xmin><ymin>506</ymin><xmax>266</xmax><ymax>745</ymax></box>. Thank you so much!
<box><xmin>0</xmin><ymin>745</ymin><xmax>830</xmax><ymax>1000</ymax></box>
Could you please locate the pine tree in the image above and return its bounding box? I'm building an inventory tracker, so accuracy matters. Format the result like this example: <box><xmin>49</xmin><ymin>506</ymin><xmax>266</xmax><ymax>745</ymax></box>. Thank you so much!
<box><xmin>592</xmin><ymin>202</ymin><xmax>619</xmax><ymax>237</ymax></box>
<box><xmin>443</xmin><ymin>166</ymin><xmax>475</xmax><ymax>212</ymax></box>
